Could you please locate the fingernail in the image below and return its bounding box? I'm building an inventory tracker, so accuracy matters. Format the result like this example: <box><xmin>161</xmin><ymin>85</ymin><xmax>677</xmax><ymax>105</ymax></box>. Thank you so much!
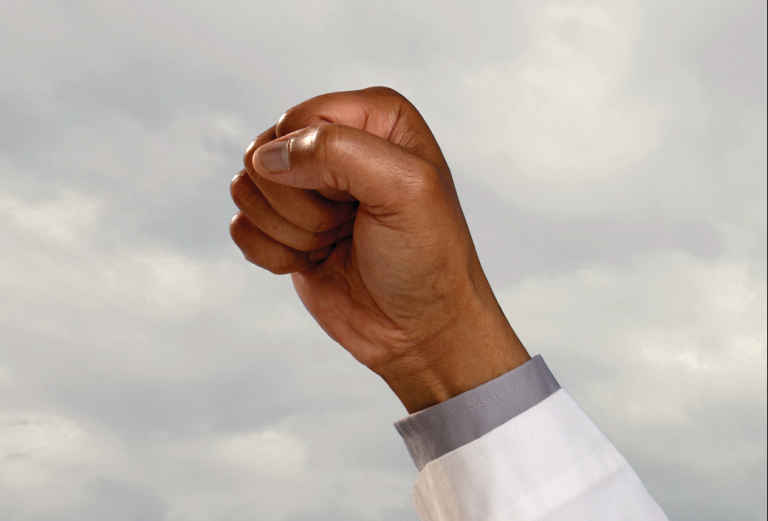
<box><xmin>255</xmin><ymin>140</ymin><xmax>290</xmax><ymax>174</ymax></box>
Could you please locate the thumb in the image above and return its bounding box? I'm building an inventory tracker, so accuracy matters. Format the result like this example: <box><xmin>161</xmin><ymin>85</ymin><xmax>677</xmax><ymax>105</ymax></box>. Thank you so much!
<box><xmin>252</xmin><ymin>124</ymin><xmax>440</xmax><ymax>212</ymax></box>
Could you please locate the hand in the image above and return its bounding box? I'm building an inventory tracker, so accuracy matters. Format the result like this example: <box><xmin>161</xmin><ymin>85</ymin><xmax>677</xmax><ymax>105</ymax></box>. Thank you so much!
<box><xmin>230</xmin><ymin>87</ymin><xmax>530</xmax><ymax>413</ymax></box>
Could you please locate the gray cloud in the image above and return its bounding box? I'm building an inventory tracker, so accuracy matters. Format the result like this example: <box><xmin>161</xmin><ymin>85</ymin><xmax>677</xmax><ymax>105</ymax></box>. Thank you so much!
<box><xmin>0</xmin><ymin>0</ymin><xmax>764</xmax><ymax>519</ymax></box>
<box><xmin>285</xmin><ymin>505</ymin><xmax>417</xmax><ymax>521</ymax></box>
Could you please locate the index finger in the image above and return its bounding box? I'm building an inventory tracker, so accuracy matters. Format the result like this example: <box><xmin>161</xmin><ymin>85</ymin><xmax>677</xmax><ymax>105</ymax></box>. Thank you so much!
<box><xmin>275</xmin><ymin>87</ymin><xmax>449</xmax><ymax>173</ymax></box>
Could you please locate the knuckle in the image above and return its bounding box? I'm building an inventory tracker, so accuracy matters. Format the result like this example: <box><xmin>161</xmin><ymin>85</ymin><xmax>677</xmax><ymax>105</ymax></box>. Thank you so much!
<box><xmin>254</xmin><ymin>252</ymin><xmax>285</xmax><ymax>274</ymax></box>
<box><xmin>364</xmin><ymin>86</ymin><xmax>404</xmax><ymax>101</ymax></box>
<box><xmin>229</xmin><ymin>212</ymin><xmax>248</xmax><ymax>244</ymax></box>
<box><xmin>280</xmin><ymin>228</ymin><xmax>320</xmax><ymax>253</ymax></box>
<box><xmin>277</xmin><ymin>107</ymin><xmax>319</xmax><ymax>138</ymax></box>
<box><xmin>240</xmin><ymin>184</ymin><xmax>264</xmax><ymax>211</ymax></box>
<box><xmin>408</xmin><ymin>160</ymin><xmax>445</xmax><ymax>199</ymax></box>
<box><xmin>274</xmin><ymin>248</ymin><xmax>290</xmax><ymax>273</ymax></box>
<box><xmin>312</xmin><ymin>124</ymin><xmax>347</xmax><ymax>192</ymax></box>
<box><xmin>242</xmin><ymin>140</ymin><xmax>258</xmax><ymax>170</ymax></box>
<box><xmin>275</xmin><ymin>109</ymin><xmax>297</xmax><ymax>137</ymax></box>
<box><xmin>298</xmin><ymin>232</ymin><xmax>324</xmax><ymax>252</ymax></box>
<box><xmin>230</xmin><ymin>172</ymin><xmax>260</xmax><ymax>208</ymax></box>
<box><xmin>303</xmin><ymin>206</ymin><xmax>333</xmax><ymax>234</ymax></box>
<box><xmin>230</xmin><ymin>172</ymin><xmax>243</xmax><ymax>200</ymax></box>
<box><xmin>313</xmin><ymin>123</ymin><xmax>341</xmax><ymax>155</ymax></box>
<box><xmin>229</xmin><ymin>214</ymin><xmax>273</xmax><ymax>271</ymax></box>
<box><xmin>266</xmin><ymin>263</ymin><xmax>287</xmax><ymax>275</ymax></box>
<box><xmin>269</xmin><ymin>247</ymin><xmax>302</xmax><ymax>275</ymax></box>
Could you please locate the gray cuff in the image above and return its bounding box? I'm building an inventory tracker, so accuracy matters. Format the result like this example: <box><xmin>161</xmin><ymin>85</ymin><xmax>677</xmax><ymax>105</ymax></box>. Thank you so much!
<box><xmin>394</xmin><ymin>354</ymin><xmax>560</xmax><ymax>471</ymax></box>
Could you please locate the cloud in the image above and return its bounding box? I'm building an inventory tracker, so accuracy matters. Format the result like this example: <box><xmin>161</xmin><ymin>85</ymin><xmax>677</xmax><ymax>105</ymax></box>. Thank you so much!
<box><xmin>216</xmin><ymin>429</ymin><xmax>308</xmax><ymax>477</ymax></box>
<box><xmin>0</xmin><ymin>412</ymin><xmax>100</xmax><ymax>490</ymax></box>
<box><xmin>284</xmin><ymin>505</ymin><xmax>416</xmax><ymax>521</ymax></box>
<box><xmin>466</xmin><ymin>0</ymin><xmax>660</xmax><ymax>183</ymax></box>
<box><xmin>0</xmin><ymin>365</ymin><xmax>11</xmax><ymax>385</ymax></box>
<box><xmin>499</xmin><ymin>250</ymin><xmax>766</xmax><ymax>415</ymax></box>
<box><xmin>497</xmin><ymin>251</ymin><xmax>766</xmax><ymax>519</ymax></box>
<box><xmin>42</xmin><ymin>109</ymin><xmax>238</xmax><ymax>200</ymax></box>
<box><xmin>0</xmin><ymin>181</ymin><xmax>101</xmax><ymax>246</ymax></box>
<box><xmin>0</xmin><ymin>0</ymin><xmax>763</xmax><ymax>519</ymax></box>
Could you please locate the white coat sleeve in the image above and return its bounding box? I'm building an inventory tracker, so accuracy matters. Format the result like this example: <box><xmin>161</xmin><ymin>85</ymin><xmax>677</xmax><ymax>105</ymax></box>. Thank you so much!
<box><xmin>394</xmin><ymin>356</ymin><xmax>670</xmax><ymax>521</ymax></box>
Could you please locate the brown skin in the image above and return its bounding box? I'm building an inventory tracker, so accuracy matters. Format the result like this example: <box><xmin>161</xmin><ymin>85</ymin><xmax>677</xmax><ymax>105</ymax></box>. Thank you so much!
<box><xmin>230</xmin><ymin>87</ymin><xmax>530</xmax><ymax>414</ymax></box>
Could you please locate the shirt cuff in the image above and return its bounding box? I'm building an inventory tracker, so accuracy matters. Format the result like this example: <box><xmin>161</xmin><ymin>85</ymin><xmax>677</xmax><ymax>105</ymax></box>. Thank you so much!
<box><xmin>394</xmin><ymin>354</ymin><xmax>560</xmax><ymax>471</ymax></box>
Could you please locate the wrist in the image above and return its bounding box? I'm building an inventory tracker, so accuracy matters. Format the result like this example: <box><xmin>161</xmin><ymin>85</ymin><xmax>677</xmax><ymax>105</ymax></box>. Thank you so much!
<box><xmin>375</xmin><ymin>291</ymin><xmax>530</xmax><ymax>414</ymax></box>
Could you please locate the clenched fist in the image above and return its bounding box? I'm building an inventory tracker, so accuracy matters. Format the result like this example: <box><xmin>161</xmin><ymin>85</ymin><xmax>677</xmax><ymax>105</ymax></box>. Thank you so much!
<box><xmin>230</xmin><ymin>87</ymin><xmax>529</xmax><ymax>413</ymax></box>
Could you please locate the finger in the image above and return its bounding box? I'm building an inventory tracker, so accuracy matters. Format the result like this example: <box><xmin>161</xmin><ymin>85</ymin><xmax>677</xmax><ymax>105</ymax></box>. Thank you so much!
<box><xmin>231</xmin><ymin>169</ymin><xmax>355</xmax><ymax>251</ymax></box>
<box><xmin>229</xmin><ymin>212</ymin><xmax>334</xmax><ymax>274</ymax></box>
<box><xmin>245</xmin><ymin>128</ymin><xmax>354</xmax><ymax>202</ymax></box>
<box><xmin>244</xmin><ymin>133</ymin><xmax>359</xmax><ymax>233</ymax></box>
<box><xmin>252</xmin><ymin>124</ymin><xmax>441</xmax><ymax>212</ymax></box>
<box><xmin>274</xmin><ymin>86</ymin><xmax>449</xmax><ymax>172</ymax></box>
<box><xmin>315</xmin><ymin>186</ymin><xmax>358</xmax><ymax>203</ymax></box>
<box><xmin>276</xmin><ymin>86</ymin><xmax>412</xmax><ymax>139</ymax></box>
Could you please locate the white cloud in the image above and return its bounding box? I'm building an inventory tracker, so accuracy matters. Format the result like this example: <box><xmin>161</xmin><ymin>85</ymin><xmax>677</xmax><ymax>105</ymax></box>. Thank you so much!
<box><xmin>139</xmin><ymin>253</ymin><xmax>205</xmax><ymax>309</ymax></box>
<box><xmin>499</xmin><ymin>251</ymin><xmax>766</xmax><ymax>422</ymax></box>
<box><xmin>216</xmin><ymin>429</ymin><xmax>308</xmax><ymax>478</ymax></box>
<box><xmin>497</xmin><ymin>249</ymin><xmax>766</xmax><ymax>514</ymax></box>
<box><xmin>43</xmin><ymin>110</ymin><xmax>236</xmax><ymax>202</ymax></box>
<box><xmin>0</xmin><ymin>412</ymin><xmax>100</xmax><ymax>490</ymax></box>
<box><xmin>0</xmin><ymin>365</ymin><xmax>11</xmax><ymax>385</ymax></box>
<box><xmin>0</xmin><ymin>0</ymin><xmax>763</xmax><ymax>518</ymax></box>
<box><xmin>0</xmin><ymin>187</ymin><xmax>101</xmax><ymax>245</ymax></box>
<box><xmin>466</xmin><ymin>0</ymin><xmax>660</xmax><ymax>184</ymax></box>
<box><xmin>0</xmin><ymin>242</ymin><xmax>207</xmax><ymax>333</ymax></box>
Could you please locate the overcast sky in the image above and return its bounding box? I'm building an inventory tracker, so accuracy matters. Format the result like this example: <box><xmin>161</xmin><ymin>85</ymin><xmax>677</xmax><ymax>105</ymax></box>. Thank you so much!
<box><xmin>0</xmin><ymin>0</ymin><xmax>765</xmax><ymax>520</ymax></box>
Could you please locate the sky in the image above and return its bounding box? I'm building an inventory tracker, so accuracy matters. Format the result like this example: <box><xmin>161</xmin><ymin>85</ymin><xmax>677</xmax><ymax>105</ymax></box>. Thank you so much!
<box><xmin>0</xmin><ymin>0</ymin><xmax>765</xmax><ymax>519</ymax></box>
